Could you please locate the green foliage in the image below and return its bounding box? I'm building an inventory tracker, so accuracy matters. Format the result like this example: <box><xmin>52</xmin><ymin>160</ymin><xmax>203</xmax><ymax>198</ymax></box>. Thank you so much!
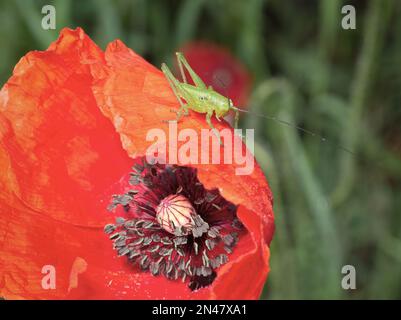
<box><xmin>1</xmin><ymin>0</ymin><xmax>400</xmax><ymax>299</ymax></box>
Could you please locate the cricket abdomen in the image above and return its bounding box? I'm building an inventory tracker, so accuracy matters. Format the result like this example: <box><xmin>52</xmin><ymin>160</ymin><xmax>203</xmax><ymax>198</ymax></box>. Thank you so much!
<box><xmin>180</xmin><ymin>84</ymin><xmax>230</xmax><ymax>116</ymax></box>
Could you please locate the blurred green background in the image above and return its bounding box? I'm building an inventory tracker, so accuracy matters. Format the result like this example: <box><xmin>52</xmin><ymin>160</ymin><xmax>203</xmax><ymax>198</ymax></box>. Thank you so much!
<box><xmin>1</xmin><ymin>0</ymin><xmax>400</xmax><ymax>299</ymax></box>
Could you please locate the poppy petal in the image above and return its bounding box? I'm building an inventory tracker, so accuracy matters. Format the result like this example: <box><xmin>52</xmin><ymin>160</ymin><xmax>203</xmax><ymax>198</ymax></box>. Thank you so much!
<box><xmin>91</xmin><ymin>40</ymin><xmax>274</xmax><ymax>299</ymax></box>
<box><xmin>0</xmin><ymin>28</ymin><xmax>133</xmax><ymax>298</ymax></box>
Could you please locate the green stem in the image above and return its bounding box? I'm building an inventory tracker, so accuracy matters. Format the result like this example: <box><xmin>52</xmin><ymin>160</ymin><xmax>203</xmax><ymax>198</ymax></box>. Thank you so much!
<box><xmin>237</xmin><ymin>0</ymin><xmax>269</xmax><ymax>80</ymax></box>
<box><xmin>175</xmin><ymin>0</ymin><xmax>206</xmax><ymax>47</ymax></box>
<box><xmin>316</xmin><ymin>0</ymin><xmax>343</xmax><ymax>95</ymax></box>
<box><xmin>14</xmin><ymin>0</ymin><xmax>56</xmax><ymax>49</ymax></box>
<box><xmin>318</xmin><ymin>0</ymin><xmax>343</xmax><ymax>60</ymax></box>
<box><xmin>331</xmin><ymin>0</ymin><xmax>392</xmax><ymax>206</ymax></box>
<box><xmin>253</xmin><ymin>141</ymin><xmax>300</xmax><ymax>299</ymax></box>
<box><xmin>248</xmin><ymin>79</ymin><xmax>343</xmax><ymax>298</ymax></box>
<box><xmin>92</xmin><ymin>0</ymin><xmax>123</xmax><ymax>48</ymax></box>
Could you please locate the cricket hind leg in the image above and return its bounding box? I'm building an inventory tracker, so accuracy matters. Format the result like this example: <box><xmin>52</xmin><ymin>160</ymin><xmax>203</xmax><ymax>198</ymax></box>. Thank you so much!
<box><xmin>164</xmin><ymin>104</ymin><xmax>189</xmax><ymax>123</ymax></box>
<box><xmin>161</xmin><ymin>63</ymin><xmax>189</xmax><ymax>122</ymax></box>
<box><xmin>234</xmin><ymin>109</ymin><xmax>240</xmax><ymax>129</ymax></box>
<box><xmin>206</xmin><ymin>112</ymin><xmax>223</xmax><ymax>146</ymax></box>
<box><xmin>176</xmin><ymin>52</ymin><xmax>207</xmax><ymax>90</ymax></box>
<box><xmin>174</xmin><ymin>104</ymin><xmax>189</xmax><ymax>121</ymax></box>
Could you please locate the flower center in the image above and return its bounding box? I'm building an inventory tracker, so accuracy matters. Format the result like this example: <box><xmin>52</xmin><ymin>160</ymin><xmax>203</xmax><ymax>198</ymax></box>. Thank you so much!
<box><xmin>104</xmin><ymin>158</ymin><xmax>244</xmax><ymax>291</ymax></box>
<box><xmin>156</xmin><ymin>194</ymin><xmax>210</xmax><ymax>238</ymax></box>
<box><xmin>156</xmin><ymin>194</ymin><xmax>196</xmax><ymax>235</ymax></box>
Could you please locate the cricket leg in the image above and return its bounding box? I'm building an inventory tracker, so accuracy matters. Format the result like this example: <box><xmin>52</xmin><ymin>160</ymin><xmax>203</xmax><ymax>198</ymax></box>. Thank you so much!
<box><xmin>161</xmin><ymin>63</ymin><xmax>189</xmax><ymax>121</ymax></box>
<box><xmin>176</xmin><ymin>52</ymin><xmax>207</xmax><ymax>89</ymax></box>
<box><xmin>175</xmin><ymin>105</ymin><xmax>189</xmax><ymax>121</ymax></box>
<box><xmin>206</xmin><ymin>112</ymin><xmax>222</xmax><ymax>146</ymax></box>
<box><xmin>234</xmin><ymin>109</ymin><xmax>240</xmax><ymax>129</ymax></box>
<box><xmin>165</xmin><ymin>105</ymin><xmax>188</xmax><ymax>123</ymax></box>
<box><xmin>176</xmin><ymin>53</ymin><xmax>188</xmax><ymax>84</ymax></box>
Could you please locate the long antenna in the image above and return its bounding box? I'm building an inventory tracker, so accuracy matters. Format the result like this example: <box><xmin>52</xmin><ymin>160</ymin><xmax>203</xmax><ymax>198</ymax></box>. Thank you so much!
<box><xmin>212</xmin><ymin>72</ymin><xmax>357</xmax><ymax>157</ymax></box>
<box><xmin>231</xmin><ymin>106</ymin><xmax>357</xmax><ymax>157</ymax></box>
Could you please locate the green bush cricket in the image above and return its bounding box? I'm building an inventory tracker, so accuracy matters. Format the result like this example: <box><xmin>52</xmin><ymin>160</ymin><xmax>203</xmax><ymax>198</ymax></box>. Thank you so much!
<box><xmin>161</xmin><ymin>52</ymin><xmax>241</xmax><ymax>145</ymax></box>
<box><xmin>161</xmin><ymin>52</ymin><xmax>356</xmax><ymax>156</ymax></box>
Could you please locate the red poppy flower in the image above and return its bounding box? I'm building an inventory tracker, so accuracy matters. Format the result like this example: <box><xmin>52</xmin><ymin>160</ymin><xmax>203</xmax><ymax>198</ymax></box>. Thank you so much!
<box><xmin>0</xmin><ymin>28</ymin><xmax>274</xmax><ymax>299</ymax></box>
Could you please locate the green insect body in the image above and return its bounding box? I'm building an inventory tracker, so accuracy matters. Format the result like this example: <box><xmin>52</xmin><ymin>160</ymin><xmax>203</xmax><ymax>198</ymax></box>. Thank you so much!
<box><xmin>161</xmin><ymin>53</ymin><xmax>356</xmax><ymax>157</ymax></box>
<box><xmin>161</xmin><ymin>52</ymin><xmax>240</xmax><ymax>145</ymax></box>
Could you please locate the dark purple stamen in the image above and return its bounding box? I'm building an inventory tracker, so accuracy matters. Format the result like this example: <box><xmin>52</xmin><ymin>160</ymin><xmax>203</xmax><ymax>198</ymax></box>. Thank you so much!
<box><xmin>105</xmin><ymin>158</ymin><xmax>244</xmax><ymax>291</ymax></box>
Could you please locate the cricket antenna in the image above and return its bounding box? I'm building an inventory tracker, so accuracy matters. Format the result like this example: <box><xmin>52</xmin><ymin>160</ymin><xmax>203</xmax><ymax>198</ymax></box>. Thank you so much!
<box><xmin>213</xmin><ymin>73</ymin><xmax>356</xmax><ymax>157</ymax></box>
<box><xmin>231</xmin><ymin>106</ymin><xmax>357</xmax><ymax>157</ymax></box>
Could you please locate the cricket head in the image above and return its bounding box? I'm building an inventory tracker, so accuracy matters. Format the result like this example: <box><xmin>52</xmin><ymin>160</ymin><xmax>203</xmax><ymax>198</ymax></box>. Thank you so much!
<box><xmin>212</xmin><ymin>91</ymin><xmax>234</xmax><ymax>118</ymax></box>
<box><xmin>222</xmin><ymin>98</ymin><xmax>237</xmax><ymax>116</ymax></box>
<box><xmin>226</xmin><ymin>98</ymin><xmax>236</xmax><ymax>114</ymax></box>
